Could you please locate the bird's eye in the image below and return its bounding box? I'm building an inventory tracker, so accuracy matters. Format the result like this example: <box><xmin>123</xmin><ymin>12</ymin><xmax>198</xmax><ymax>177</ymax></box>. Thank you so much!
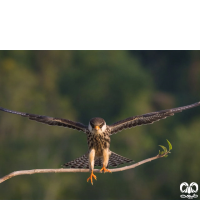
<box><xmin>99</xmin><ymin>124</ymin><xmax>103</xmax><ymax>128</ymax></box>
<box><xmin>91</xmin><ymin>123</ymin><xmax>94</xmax><ymax>128</ymax></box>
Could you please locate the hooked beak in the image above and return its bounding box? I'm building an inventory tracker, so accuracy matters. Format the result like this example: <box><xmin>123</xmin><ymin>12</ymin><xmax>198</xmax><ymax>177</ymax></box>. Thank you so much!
<box><xmin>94</xmin><ymin>126</ymin><xmax>100</xmax><ymax>131</ymax></box>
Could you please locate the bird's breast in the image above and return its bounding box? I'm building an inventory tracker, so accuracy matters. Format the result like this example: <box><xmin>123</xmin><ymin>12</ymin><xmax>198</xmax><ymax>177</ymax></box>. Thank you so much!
<box><xmin>87</xmin><ymin>131</ymin><xmax>110</xmax><ymax>154</ymax></box>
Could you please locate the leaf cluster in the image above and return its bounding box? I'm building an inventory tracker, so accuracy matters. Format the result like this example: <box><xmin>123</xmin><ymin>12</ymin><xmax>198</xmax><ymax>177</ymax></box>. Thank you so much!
<box><xmin>158</xmin><ymin>139</ymin><xmax>172</xmax><ymax>158</ymax></box>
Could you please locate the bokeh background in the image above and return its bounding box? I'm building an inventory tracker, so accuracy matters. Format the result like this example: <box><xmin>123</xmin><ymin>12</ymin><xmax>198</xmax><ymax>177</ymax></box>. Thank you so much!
<box><xmin>0</xmin><ymin>51</ymin><xmax>200</xmax><ymax>200</ymax></box>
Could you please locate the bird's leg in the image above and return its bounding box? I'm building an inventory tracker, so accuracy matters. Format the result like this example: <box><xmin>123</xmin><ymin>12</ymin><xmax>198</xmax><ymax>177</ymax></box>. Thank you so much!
<box><xmin>100</xmin><ymin>165</ymin><xmax>112</xmax><ymax>173</ymax></box>
<box><xmin>87</xmin><ymin>149</ymin><xmax>97</xmax><ymax>185</ymax></box>
<box><xmin>100</xmin><ymin>149</ymin><xmax>112</xmax><ymax>173</ymax></box>
<box><xmin>87</xmin><ymin>170</ymin><xmax>97</xmax><ymax>185</ymax></box>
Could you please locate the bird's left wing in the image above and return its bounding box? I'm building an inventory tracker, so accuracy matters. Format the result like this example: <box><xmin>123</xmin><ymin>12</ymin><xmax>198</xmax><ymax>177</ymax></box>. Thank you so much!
<box><xmin>0</xmin><ymin>107</ymin><xmax>88</xmax><ymax>133</ymax></box>
<box><xmin>109</xmin><ymin>101</ymin><xmax>200</xmax><ymax>135</ymax></box>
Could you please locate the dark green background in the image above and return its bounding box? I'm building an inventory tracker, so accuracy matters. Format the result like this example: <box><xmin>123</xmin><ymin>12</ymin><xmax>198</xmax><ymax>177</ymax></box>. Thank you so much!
<box><xmin>0</xmin><ymin>51</ymin><xmax>200</xmax><ymax>199</ymax></box>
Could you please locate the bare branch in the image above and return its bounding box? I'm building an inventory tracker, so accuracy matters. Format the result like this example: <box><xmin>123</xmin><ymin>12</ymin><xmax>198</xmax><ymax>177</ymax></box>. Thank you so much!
<box><xmin>0</xmin><ymin>153</ymin><xmax>168</xmax><ymax>184</ymax></box>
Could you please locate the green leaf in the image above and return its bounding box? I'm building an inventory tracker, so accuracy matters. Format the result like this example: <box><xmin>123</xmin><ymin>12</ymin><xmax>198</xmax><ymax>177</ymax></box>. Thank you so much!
<box><xmin>166</xmin><ymin>139</ymin><xmax>172</xmax><ymax>151</ymax></box>
<box><xmin>159</xmin><ymin>145</ymin><xmax>167</xmax><ymax>153</ymax></box>
<box><xmin>159</xmin><ymin>150</ymin><xmax>165</xmax><ymax>155</ymax></box>
<box><xmin>164</xmin><ymin>155</ymin><xmax>168</xmax><ymax>158</ymax></box>
<box><xmin>161</xmin><ymin>151</ymin><xmax>165</xmax><ymax>155</ymax></box>
<box><xmin>159</xmin><ymin>150</ymin><xmax>164</xmax><ymax>155</ymax></box>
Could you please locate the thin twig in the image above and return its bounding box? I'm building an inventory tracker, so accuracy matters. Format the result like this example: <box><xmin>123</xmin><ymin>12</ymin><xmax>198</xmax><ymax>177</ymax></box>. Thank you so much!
<box><xmin>0</xmin><ymin>153</ymin><xmax>168</xmax><ymax>184</ymax></box>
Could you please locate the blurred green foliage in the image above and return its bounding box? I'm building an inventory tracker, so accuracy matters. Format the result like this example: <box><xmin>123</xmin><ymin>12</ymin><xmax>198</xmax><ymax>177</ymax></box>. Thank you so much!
<box><xmin>0</xmin><ymin>51</ymin><xmax>200</xmax><ymax>200</ymax></box>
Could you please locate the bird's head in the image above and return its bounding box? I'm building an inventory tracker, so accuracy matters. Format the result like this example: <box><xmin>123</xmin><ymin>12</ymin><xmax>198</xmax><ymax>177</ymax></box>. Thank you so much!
<box><xmin>88</xmin><ymin>117</ymin><xmax>106</xmax><ymax>134</ymax></box>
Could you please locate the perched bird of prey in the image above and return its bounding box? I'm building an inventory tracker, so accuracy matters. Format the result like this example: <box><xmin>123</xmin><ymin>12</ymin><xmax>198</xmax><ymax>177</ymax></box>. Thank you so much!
<box><xmin>0</xmin><ymin>101</ymin><xmax>200</xmax><ymax>185</ymax></box>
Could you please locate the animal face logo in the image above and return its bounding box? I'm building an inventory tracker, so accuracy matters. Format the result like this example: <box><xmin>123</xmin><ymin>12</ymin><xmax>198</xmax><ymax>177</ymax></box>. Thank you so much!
<box><xmin>180</xmin><ymin>182</ymin><xmax>198</xmax><ymax>199</ymax></box>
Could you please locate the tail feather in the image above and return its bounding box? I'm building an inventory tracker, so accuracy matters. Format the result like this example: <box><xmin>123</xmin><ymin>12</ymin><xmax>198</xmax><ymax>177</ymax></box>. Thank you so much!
<box><xmin>63</xmin><ymin>154</ymin><xmax>89</xmax><ymax>168</ymax></box>
<box><xmin>63</xmin><ymin>151</ymin><xmax>133</xmax><ymax>169</ymax></box>
<box><xmin>94</xmin><ymin>158</ymin><xmax>102</xmax><ymax>167</ymax></box>
<box><xmin>108</xmin><ymin>151</ymin><xmax>133</xmax><ymax>167</ymax></box>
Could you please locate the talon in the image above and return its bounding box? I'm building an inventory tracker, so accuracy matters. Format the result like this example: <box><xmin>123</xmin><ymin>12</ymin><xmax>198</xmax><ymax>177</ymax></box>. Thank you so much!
<box><xmin>87</xmin><ymin>170</ymin><xmax>97</xmax><ymax>185</ymax></box>
<box><xmin>100</xmin><ymin>165</ymin><xmax>112</xmax><ymax>173</ymax></box>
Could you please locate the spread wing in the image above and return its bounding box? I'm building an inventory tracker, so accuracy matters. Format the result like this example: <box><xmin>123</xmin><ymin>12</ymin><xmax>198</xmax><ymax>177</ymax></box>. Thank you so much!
<box><xmin>0</xmin><ymin>107</ymin><xmax>88</xmax><ymax>133</ymax></box>
<box><xmin>109</xmin><ymin>101</ymin><xmax>200</xmax><ymax>135</ymax></box>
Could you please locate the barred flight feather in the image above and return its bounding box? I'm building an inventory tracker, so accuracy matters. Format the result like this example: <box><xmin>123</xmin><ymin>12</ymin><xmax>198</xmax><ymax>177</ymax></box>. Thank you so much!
<box><xmin>63</xmin><ymin>152</ymin><xmax>133</xmax><ymax>168</ymax></box>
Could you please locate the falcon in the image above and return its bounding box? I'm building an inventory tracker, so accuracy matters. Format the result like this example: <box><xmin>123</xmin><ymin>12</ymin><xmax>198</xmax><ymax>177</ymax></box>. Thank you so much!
<box><xmin>0</xmin><ymin>101</ymin><xmax>200</xmax><ymax>185</ymax></box>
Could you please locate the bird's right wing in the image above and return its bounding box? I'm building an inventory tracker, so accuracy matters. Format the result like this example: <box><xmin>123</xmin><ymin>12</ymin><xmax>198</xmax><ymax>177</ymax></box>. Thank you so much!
<box><xmin>109</xmin><ymin>101</ymin><xmax>200</xmax><ymax>135</ymax></box>
<box><xmin>0</xmin><ymin>107</ymin><xmax>88</xmax><ymax>133</ymax></box>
